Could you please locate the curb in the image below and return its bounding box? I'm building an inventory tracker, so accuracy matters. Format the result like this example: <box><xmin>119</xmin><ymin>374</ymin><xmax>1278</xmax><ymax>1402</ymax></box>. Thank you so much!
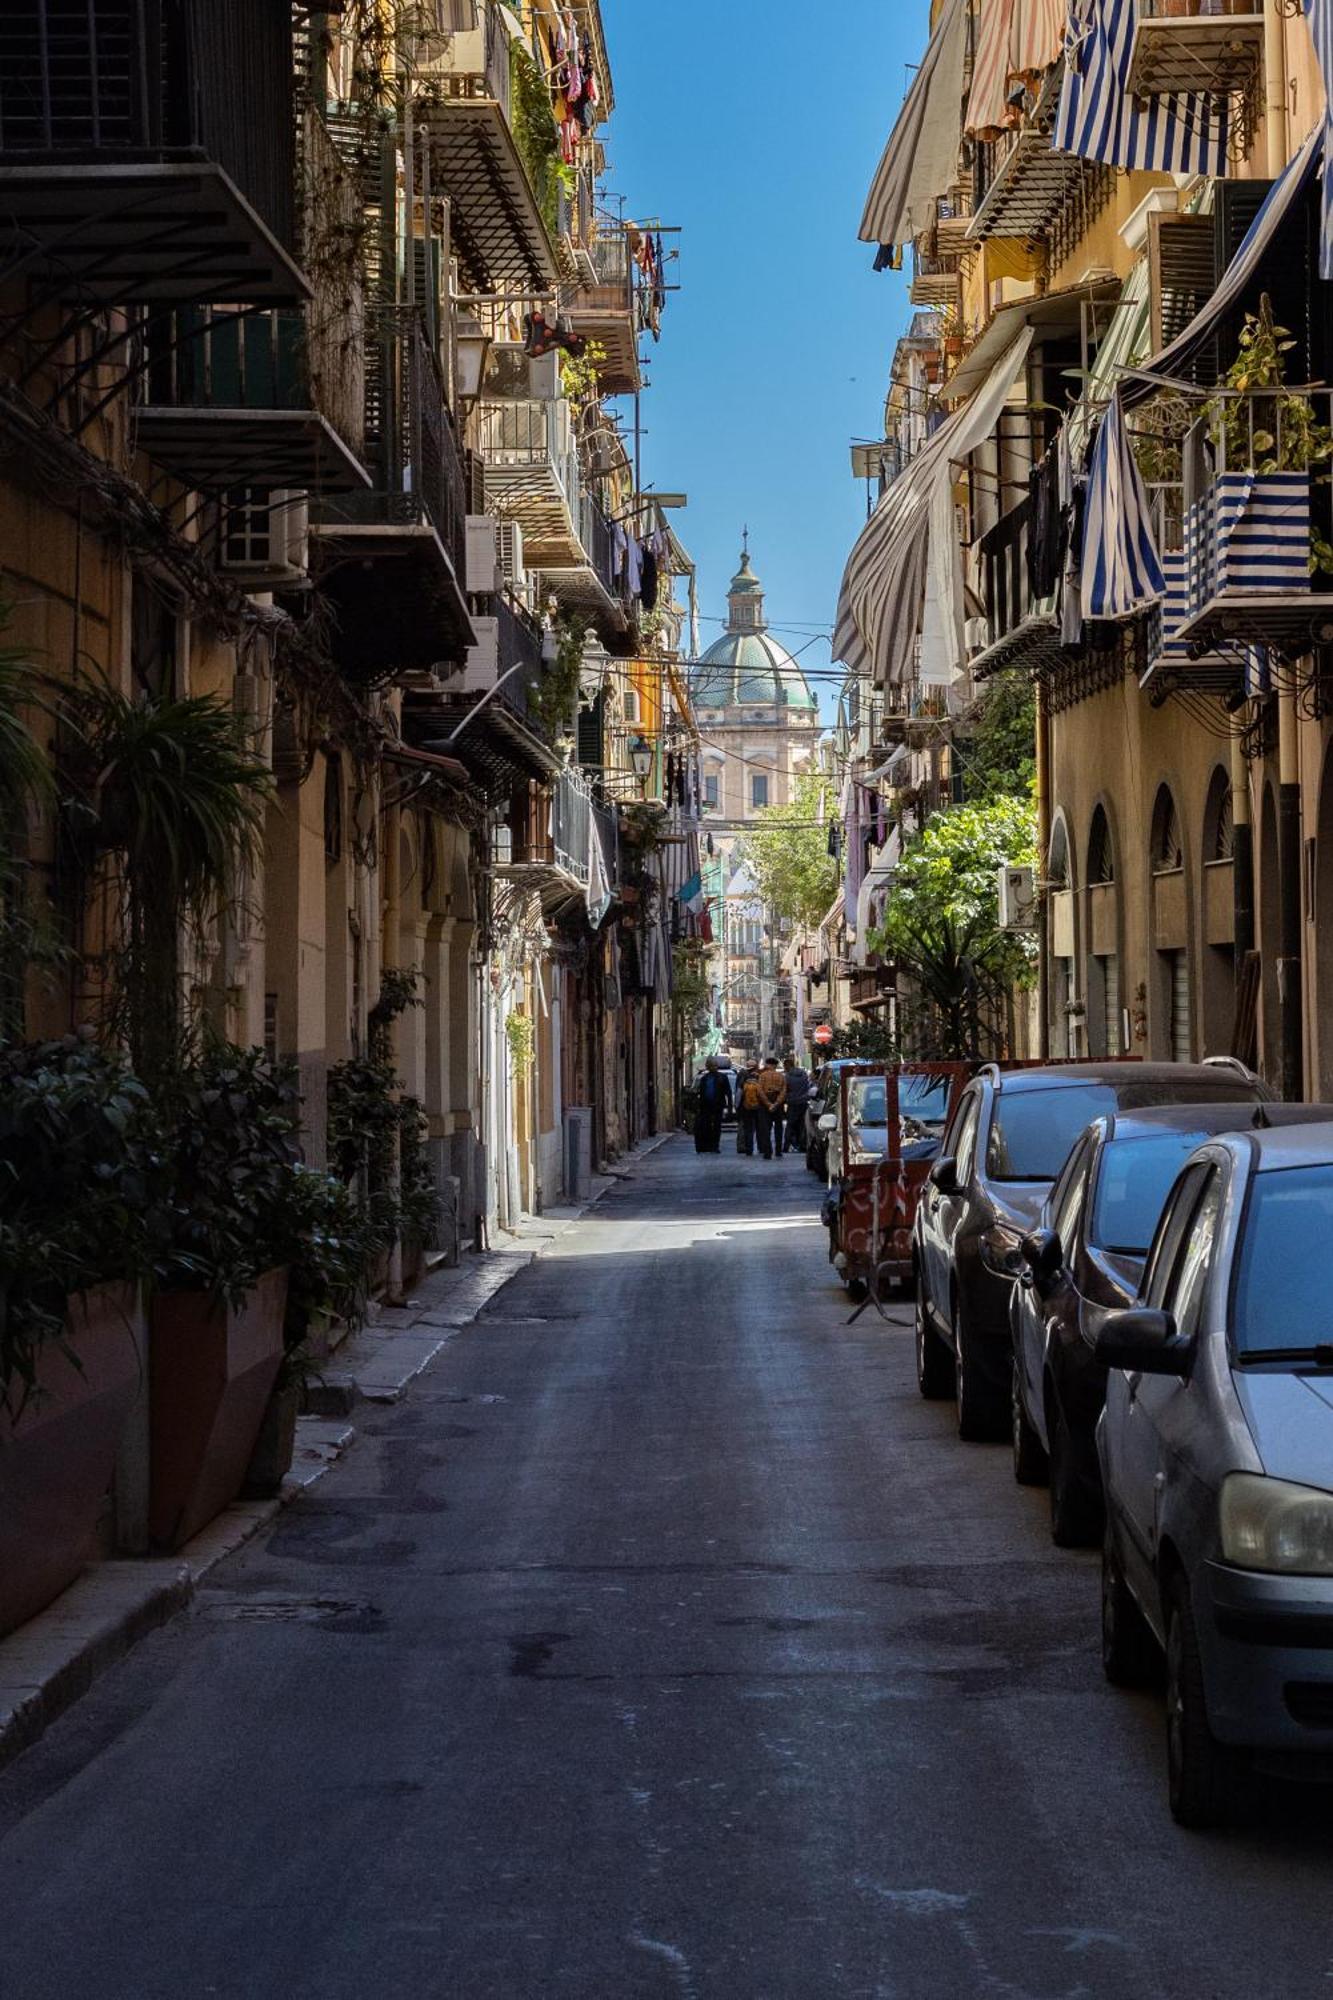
<box><xmin>0</xmin><ymin>1134</ymin><xmax>674</xmax><ymax>1773</ymax></box>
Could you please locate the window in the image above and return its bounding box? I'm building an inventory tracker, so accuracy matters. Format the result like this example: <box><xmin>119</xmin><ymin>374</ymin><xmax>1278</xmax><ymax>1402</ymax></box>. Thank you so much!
<box><xmin>1232</xmin><ymin>1165</ymin><xmax>1333</xmax><ymax>1355</ymax></box>
<box><xmin>704</xmin><ymin>774</ymin><xmax>719</xmax><ymax>808</ymax></box>
<box><xmin>751</xmin><ymin>774</ymin><xmax>769</xmax><ymax>808</ymax></box>
<box><xmin>1144</xmin><ymin>1163</ymin><xmax>1211</xmax><ymax>1309</ymax></box>
<box><xmin>1091</xmin><ymin>1132</ymin><xmax>1212</xmax><ymax>1257</ymax></box>
<box><xmin>1052</xmin><ymin>1135</ymin><xmax>1095</xmax><ymax>1255</ymax></box>
<box><xmin>953</xmin><ymin>1097</ymin><xmax>982</xmax><ymax>1184</ymax></box>
<box><xmin>1165</xmin><ymin>1171</ymin><xmax>1222</xmax><ymax>1339</ymax></box>
<box><xmin>986</xmin><ymin>1085</ymin><xmax>1119</xmax><ymax>1182</ymax></box>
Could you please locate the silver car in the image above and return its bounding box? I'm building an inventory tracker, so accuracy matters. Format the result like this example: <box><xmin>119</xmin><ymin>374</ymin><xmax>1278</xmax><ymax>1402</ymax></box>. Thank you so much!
<box><xmin>1096</xmin><ymin>1122</ymin><xmax>1333</xmax><ymax>1827</ymax></box>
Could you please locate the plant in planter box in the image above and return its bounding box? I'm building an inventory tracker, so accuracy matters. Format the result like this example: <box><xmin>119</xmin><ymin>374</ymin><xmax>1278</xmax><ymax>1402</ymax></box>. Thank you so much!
<box><xmin>145</xmin><ymin>1043</ymin><xmax>302</xmax><ymax>1550</ymax></box>
<box><xmin>328</xmin><ymin>969</ymin><xmax>440</xmax><ymax>1268</ymax></box>
<box><xmin>0</xmin><ymin>1032</ymin><xmax>156</xmax><ymax>1634</ymax></box>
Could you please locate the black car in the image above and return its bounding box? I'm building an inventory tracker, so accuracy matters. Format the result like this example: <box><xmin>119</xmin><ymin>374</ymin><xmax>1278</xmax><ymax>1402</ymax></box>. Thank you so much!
<box><xmin>1010</xmin><ymin>1102</ymin><xmax>1325</xmax><ymax>1545</ymax></box>
<box><xmin>912</xmin><ymin>1062</ymin><xmax>1270</xmax><ymax>1442</ymax></box>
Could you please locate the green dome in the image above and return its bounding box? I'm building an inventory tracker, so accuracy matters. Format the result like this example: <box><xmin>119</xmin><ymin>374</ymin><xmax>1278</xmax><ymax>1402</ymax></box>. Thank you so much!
<box><xmin>691</xmin><ymin>537</ymin><xmax>818</xmax><ymax>712</ymax></box>
<box><xmin>692</xmin><ymin>629</ymin><xmax>818</xmax><ymax>710</ymax></box>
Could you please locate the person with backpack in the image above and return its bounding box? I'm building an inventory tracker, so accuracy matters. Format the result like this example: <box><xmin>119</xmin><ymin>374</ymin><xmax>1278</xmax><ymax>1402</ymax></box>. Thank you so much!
<box><xmin>736</xmin><ymin>1061</ymin><xmax>763</xmax><ymax>1156</ymax></box>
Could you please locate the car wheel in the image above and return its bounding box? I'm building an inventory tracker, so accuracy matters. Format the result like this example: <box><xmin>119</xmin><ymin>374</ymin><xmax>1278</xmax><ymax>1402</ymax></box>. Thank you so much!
<box><xmin>1047</xmin><ymin>1392</ymin><xmax>1103</xmax><ymax>1547</ymax></box>
<box><xmin>1011</xmin><ymin>1365</ymin><xmax>1048</xmax><ymax>1486</ymax></box>
<box><xmin>954</xmin><ymin>1297</ymin><xmax>1007</xmax><ymax>1443</ymax></box>
<box><xmin>1165</xmin><ymin>1571</ymin><xmax>1238</xmax><ymax>1830</ymax></box>
<box><xmin>915</xmin><ymin>1283</ymin><xmax>955</xmax><ymax>1400</ymax></box>
<box><xmin>1101</xmin><ymin>1527</ymin><xmax>1158</xmax><ymax>1689</ymax></box>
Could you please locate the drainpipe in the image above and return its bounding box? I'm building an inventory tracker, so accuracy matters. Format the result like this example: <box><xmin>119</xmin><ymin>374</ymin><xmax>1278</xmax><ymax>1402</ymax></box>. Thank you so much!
<box><xmin>1230</xmin><ymin>715</ymin><xmax>1255</xmax><ymax>979</ymax></box>
<box><xmin>1263</xmin><ymin>3</ymin><xmax>1289</xmax><ymax>179</ymax></box>
<box><xmin>1278</xmin><ymin>689</ymin><xmax>1303</xmax><ymax>1100</ymax></box>
<box><xmin>1035</xmin><ymin>674</ymin><xmax>1051</xmax><ymax>1061</ymax></box>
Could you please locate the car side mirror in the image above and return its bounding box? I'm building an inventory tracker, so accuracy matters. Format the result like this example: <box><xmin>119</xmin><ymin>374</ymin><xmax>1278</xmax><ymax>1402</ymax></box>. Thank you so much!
<box><xmin>1094</xmin><ymin>1308</ymin><xmax>1192</xmax><ymax>1377</ymax></box>
<box><xmin>818</xmin><ymin>1112</ymin><xmax>838</xmax><ymax>1134</ymax></box>
<box><xmin>928</xmin><ymin>1156</ymin><xmax>959</xmax><ymax>1195</ymax></box>
<box><xmin>1021</xmin><ymin>1228</ymin><xmax>1063</xmax><ymax>1288</ymax></box>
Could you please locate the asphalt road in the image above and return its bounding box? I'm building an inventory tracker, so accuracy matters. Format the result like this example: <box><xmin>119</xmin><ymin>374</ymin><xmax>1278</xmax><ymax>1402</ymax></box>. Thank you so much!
<box><xmin>3</xmin><ymin>1136</ymin><xmax>1333</xmax><ymax>1999</ymax></box>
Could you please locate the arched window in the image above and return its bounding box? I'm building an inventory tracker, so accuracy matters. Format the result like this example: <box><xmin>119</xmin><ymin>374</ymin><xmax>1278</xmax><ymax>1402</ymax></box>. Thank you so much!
<box><xmin>1203</xmin><ymin>767</ymin><xmax>1234</xmax><ymax>862</ymax></box>
<box><xmin>1087</xmin><ymin>805</ymin><xmax>1115</xmax><ymax>885</ymax></box>
<box><xmin>1151</xmin><ymin>784</ymin><xmax>1183</xmax><ymax>872</ymax></box>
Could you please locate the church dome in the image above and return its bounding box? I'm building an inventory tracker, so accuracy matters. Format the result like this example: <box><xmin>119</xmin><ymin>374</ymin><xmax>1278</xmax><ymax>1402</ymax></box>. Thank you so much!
<box><xmin>691</xmin><ymin>541</ymin><xmax>818</xmax><ymax>713</ymax></box>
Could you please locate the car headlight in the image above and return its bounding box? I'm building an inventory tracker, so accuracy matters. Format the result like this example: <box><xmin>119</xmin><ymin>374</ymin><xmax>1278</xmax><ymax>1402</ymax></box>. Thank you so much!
<box><xmin>1219</xmin><ymin>1473</ymin><xmax>1333</xmax><ymax>1575</ymax></box>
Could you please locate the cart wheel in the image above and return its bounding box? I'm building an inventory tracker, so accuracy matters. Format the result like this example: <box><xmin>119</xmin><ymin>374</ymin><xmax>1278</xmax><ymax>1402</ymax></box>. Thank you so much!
<box><xmin>845</xmin><ymin>1277</ymin><xmax>869</xmax><ymax>1303</ymax></box>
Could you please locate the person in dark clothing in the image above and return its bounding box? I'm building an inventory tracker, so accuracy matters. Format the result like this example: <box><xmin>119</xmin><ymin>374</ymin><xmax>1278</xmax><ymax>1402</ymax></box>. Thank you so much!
<box><xmin>781</xmin><ymin>1056</ymin><xmax>811</xmax><ymax>1156</ymax></box>
<box><xmin>736</xmin><ymin>1061</ymin><xmax>762</xmax><ymax>1155</ymax></box>
<box><xmin>693</xmin><ymin>1056</ymin><xmax>731</xmax><ymax>1154</ymax></box>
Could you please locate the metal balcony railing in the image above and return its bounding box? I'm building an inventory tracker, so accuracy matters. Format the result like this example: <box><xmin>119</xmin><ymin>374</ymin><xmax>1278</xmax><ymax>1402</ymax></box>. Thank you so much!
<box><xmin>315</xmin><ymin>306</ymin><xmax>466</xmax><ymax>574</ymax></box>
<box><xmin>143</xmin><ymin>307</ymin><xmax>306</xmax><ymax>410</ymax></box>
<box><xmin>553</xmin><ymin>769</ymin><xmax>593</xmax><ymax>885</ymax></box>
<box><xmin>0</xmin><ymin>0</ymin><xmax>296</xmax><ymax>250</ymax></box>
<box><xmin>428</xmin><ymin>0</ymin><xmax>512</xmax><ymax>116</ymax></box>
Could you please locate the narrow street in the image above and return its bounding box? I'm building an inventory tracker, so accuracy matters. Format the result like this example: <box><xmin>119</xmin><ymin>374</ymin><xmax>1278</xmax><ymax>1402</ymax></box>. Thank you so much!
<box><xmin>1</xmin><ymin>1139</ymin><xmax>1331</xmax><ymax>2000</ymax></box>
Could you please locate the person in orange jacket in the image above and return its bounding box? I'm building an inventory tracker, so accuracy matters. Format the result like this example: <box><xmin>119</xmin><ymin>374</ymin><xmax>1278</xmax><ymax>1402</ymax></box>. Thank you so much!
<box><xmin>753</xmin><ymin>1059</ymin><xmax>787</xmax><ymax>1160</ymax></box>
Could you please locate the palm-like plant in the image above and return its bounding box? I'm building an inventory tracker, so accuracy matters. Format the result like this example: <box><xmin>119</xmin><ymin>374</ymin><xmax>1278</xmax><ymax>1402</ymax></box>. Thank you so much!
<box><xmin>61</xmin><ymin>684</ymin><xmax>272</xmax><ymax>1074</ymax></box>
<box><xmin>887</xmin><ymin>909</ymin><xmax>1009</xmax><ymax>1060</ymax></box>
<box><xmin>0</xmin><ymin>621</ymin><xmax>60</xmax><ymax>1036</ymax></box>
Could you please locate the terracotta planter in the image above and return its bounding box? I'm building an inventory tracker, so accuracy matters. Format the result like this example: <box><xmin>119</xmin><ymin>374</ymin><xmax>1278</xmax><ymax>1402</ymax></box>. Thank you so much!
<box><xmin>241</xmin><ymin>1379</ymin><xmax>301</xmax><ymax>1499</ymax></box>
<box><xmin>148</xmin><ymin>1268</ymin><xmax>287</xmax><ymax>1551</ymax></box>
<box><xmin>0</xmin><ymin>1283</ymin><xmax>141</xmax><ymax>1639</ymax></box>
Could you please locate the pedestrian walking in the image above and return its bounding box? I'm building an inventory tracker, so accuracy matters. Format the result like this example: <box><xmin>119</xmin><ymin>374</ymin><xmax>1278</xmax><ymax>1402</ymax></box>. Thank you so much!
<box><xmin>754</xmin><ymin>1058</ymin><xmax>787</xmax><ymax>1160</ymax></box>
<box><xmin>781</xmin><ymin>1054</ymin><xmax>811</xmax><ymax>1157</ymax></box>
<box><xmin>736</xmin><ymin>1061</ymin><xmax>762</xmax><ymax>1155</ymax></box>
<box><xmin>693</xmin><ymin>1056</ymin><xmax>731</xmax><ymax>1154</ymax></box>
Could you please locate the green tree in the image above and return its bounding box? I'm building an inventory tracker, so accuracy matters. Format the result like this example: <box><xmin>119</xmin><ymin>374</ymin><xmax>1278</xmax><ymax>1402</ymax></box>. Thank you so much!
<box><xmin>966</xmin><ymin>671</ymin><xmax>1036</xmax><ymax>801</ymax></box>
<box><xmin>742</xmin><ymin>771</ymin><xmax>839</xmax><ymax>931</ymax></box>
<box><xmin>870</xmin><ymin>795</ymin><xmax>1037</xmax><ymax>1058</ymax></box>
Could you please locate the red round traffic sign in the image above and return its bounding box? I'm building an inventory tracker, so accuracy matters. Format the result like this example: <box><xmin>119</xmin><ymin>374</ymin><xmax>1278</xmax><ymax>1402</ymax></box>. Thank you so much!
<box><xmin>813</xmin><ymin>1024</ymin><xmax>834</xmax><ymax>1047</ymax></box>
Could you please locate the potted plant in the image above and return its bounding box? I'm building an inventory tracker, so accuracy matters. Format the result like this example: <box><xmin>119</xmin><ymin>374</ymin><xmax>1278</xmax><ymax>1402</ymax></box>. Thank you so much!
<box><xmin>0</xmin><ymin>1034</ymin><xmax>154</xmax><ymax>1635</ymax></box>
<box><xmin>241</xmin><ymin>1165</ymin><xmax>377</xmax><ymax>1497</ymax></box>
<box><xmin>146</xmin><ymin>1046</ymin><xmax>300</xmax><ymax>1549</ymax></box>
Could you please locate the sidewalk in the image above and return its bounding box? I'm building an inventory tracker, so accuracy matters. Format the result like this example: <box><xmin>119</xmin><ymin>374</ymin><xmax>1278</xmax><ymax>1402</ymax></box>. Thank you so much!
<box><xmin>0</xmin><ymin>1134</ymin><xmax>673</xmax><ymax>1773</ymax></box>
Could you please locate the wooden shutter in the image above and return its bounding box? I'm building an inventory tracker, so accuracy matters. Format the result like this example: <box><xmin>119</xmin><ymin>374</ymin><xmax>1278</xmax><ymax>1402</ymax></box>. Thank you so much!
<box><xmin>1148</xmin><ymin>211</ymin><xmax>1217</xmax><ymax>383</ymax></box>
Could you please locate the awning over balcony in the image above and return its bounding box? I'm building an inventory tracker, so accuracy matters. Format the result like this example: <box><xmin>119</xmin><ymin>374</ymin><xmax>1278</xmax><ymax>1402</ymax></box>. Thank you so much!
<box><xmin>1082</xmin><ymin>389</ymin><xmax>1165</xmax><ymax>620</ymax></box>
<box><xmin>833</xmin><ymin>328</ymin><xmax>1033</xmax><ymax>687</ymax></box>
<box><xmin>416</xmin><ymin>98</ymin><xmax>559</xmax><ymax>294</ymax></box>
<box><xmin>1054</xmin><ymin>0</ymin><xmax>1227</xmax><ymax>176</ymax></box>
<box><xmin>940</xmin><ymin>276</ymin><xmax>1120</xmax><ymax>402</ymax></box>
<box><xmin>970</xmin><ymin>611</ymin><xmax>1066</xmax><ymax>681</ymax></box>
<box><xmin>0</xmin><ymin>164</ymin><xmax>310</xmax><ymax>304</ymax></box>
<box><xmin>859</xmin><ymin>0</ymin><xmax>968</xmax><ymax>257</ymax></box>
<box><xmin>136</xmin><ymin>407</ymin><xmax>369</xmax><ymax>490</ymax></box>
<box><xmin>1123</xmin><ymin>122</ymin><xmax>1321</xmax><ymax>405</ymax></box>
<box><xmin>312</xmin><ymin>527</ymin><xmax>475</xmax><ymax>677</ymax></box>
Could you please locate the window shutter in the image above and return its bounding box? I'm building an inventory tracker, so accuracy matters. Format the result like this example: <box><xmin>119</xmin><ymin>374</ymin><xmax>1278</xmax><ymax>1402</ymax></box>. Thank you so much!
<box><xmin>578</xmin><ymin>691</ymin><xmax>605</xmax><ymax>769</ymax></box>
<box><xmin>1148</xmin><ymin>211</ymin><xmax>1217</xmax><ymax>384</ymax></box>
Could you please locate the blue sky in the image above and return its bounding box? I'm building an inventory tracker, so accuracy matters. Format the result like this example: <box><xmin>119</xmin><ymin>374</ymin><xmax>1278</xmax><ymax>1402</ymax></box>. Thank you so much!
<box><xmin>604</xmin><ymin>0</ymin><xmax>925</xmax><ymax>714</ymax></box>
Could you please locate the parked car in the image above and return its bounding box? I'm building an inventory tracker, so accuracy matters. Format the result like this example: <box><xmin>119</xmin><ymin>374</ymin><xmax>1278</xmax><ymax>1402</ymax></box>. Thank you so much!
<box><xmin>805</xmin><ymin>1061</ymin><xmax>865</xmax><ymax>1177</ymax></box>
<box><xmin>1096</xmin><ymin>1122</ymin><xmax>1333</xmax><ymax>1826</ymax></box>
<box><xmin>912</xmin><ymin>1062</ymin><xmax>1270</xmax><ymax>1442</ymax></box>
<box><xmin>1011</xmin><ymin>1102</ymin><xmax>1327</xmax><ymax>1546</ymax></box>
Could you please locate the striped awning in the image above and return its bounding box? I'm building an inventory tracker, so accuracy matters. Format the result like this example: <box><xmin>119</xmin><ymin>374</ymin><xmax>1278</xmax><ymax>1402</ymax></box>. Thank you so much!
<box><xmin>1302</xmin><ymin>0</ymin><xmax>1333</xmax><ymax>277</ymax></box>
<box><xmin>860</xmin><ymin>0</ymin><xmax>968</xmax><ymax>253</ymax></box>
<box><xmin>1054</xmin><ymin>0</ymin><xmax>1226</xmax><ymax>176</ymax></box>
<box><xmin>1122</xmin><ymin>123</ymin><xmax>1321</xmax><ymax>406</ymax></box>
<box><xmin>833</xmin><ymin>329</ymin><xmax>1034</xmax><ymax>686</ymax></box>
<box><xmin>1082</xmin><ymin>389</ymin><xmax>1166</xmax><ymax>620</ymax></box>
<box><xmin>1011</xmin><ymin>0</ymin><xmax>1067</xmax><ymax>78</ymax></box>
<box><xmin>966</xmin><ymin>0</ymin><xmax>1017</xmax><ymax>139</ymax></box>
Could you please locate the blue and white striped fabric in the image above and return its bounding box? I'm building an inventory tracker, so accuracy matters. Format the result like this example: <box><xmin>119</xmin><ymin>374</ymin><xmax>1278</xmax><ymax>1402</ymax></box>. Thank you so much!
<box><xmin>1125</xmin><ymin>122</ymin><xmax>1322</xmax><ymax>406</ymax></box>
<box><xmin>1189</xmin><ymin>472</ymin><xmax>1310</xmax><ymax>602</ymax></box>
<box><xmin>1055</xmin><ymin>0</ymin><xmax>1225</xmax><ymax>176</ymax></box>
<box><xmin>1081</xmin><ymin>389</ymin><xmax>1166</xmax><ymax>621</ymax></box>
<box><xmin>1306</xmin><ymin>0</ymin><xmax>1333</xmax><ymax>277</ymax></box>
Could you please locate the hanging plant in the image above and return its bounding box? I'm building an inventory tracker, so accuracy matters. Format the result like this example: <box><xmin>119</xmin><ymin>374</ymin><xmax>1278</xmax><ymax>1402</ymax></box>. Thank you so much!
<box><xmin>529</xmin><ymin>613</ymin><xmax>587</xmax><ymax>744</ymax></box>
<box><xmin>505</xmin><ymin>1010</ymin><xmax>536</xmax><ymax>1078</ymax></box>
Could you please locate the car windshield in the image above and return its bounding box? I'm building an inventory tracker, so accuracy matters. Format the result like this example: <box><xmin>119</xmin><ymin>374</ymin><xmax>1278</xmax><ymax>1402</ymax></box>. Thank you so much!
<box><xmin>847</xmin><ymin>1079</ymin><xmax>886</xmax><ymax>1127</ymax></box>
<box><xmin>900</xmin><ymin>1075</ymin><xmax>952</xmax><ymax>1130</ymax></box>
<box><xmin>1090</xmin><ymin>1132</ymin><xmax>1211</xmax><ymax>1255</ymax></box>
<box><xmin>987</xmin><ymin>1086</ymin><xmax>1118</xmax><ymax>1182</ymax></box>
<box><xmin>1233</xmin><ymin>1165</ymin><xmax>1333</xmax><ymax>1355</ymax></box>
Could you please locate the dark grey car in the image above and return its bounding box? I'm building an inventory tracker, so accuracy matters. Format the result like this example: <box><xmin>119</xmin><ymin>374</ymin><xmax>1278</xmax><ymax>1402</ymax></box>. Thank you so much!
<box><xmin>1098</xmin><ymin>1123</ymin><xmax>1333</xmax><ymax>1826</ymax></box>
<box><xmin>912</xmin><ymin>1062</ymin><xmax>1270</xmax><ymax>1443</ymax></box>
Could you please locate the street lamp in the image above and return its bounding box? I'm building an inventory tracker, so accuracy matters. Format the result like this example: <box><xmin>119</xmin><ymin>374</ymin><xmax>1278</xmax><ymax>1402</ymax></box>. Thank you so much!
<box><xmin>455</xmin><ymin>317</ymin><xmax>492</xmax><ymax>405</ymax></box>
<box><xmin>630</xmin><ymin>734</ymin><xmax>653</xmax><ymax>792</ymax></box>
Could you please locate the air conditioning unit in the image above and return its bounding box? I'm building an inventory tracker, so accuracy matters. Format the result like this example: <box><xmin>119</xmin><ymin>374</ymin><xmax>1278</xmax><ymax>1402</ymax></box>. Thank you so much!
<box><xmin>459</xmin><ymin>615</ymin><xmax>499</xmax><ymax>693</ymax></box>
<box><xmin>997</xmin><ymin>863</ymin><xmax>1037</xmax><ymax>932</ymax></box>
<box><xmin>486</xmin><ymin>343</ymin><xmax>559</xmax><ymax>401</ymax></box>
<box><xmin>497</xmin><ymin>519</ymin><xmax>526</xmax><ymax>594</ymax></box>
<box><xmin>220</xmin><ymin>489</ymin><xmax>309</xmax><ymax>588</ymax></box>
<box><xmin>466</xmin><ymin>513</ymin><xmax>501</xmax><ymax>594</ymax></box>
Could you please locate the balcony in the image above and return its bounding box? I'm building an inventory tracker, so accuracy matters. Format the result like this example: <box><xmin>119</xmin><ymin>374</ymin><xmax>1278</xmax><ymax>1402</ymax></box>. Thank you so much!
<box><xmin>909</xmin><ymin>245</ymin><xmax>960</xmax><ymax>311</ymax></box>
<box><xmin>414</xmin><ymin>2</ymin><xmax>558</xmax><ymax>294</ymax></box>
<box><xmin>967</xmin><ymin>77</ymin><xmax>1112</xmax><ymax>247</ymax></box>
<box><xmin>311</xmin><ymin>306</ymin><xmax>474</xmax><ymax>678</ymax></box>
<box><xmin>969</xmin><ymin>497</ymin><xmax>1065</xmax><ymax>680</ymax></box>
<box><xmin>0</xmin><ymin>0</ymin><xmax>306</xmax><ymax>303</ymax></box>
<box><xmin>567</xmin><ymin>224</ymin><xmax>641</xmax><ymax>395</ymax></box>
<box><xmin>1127</xmin><ymin>1</ymin><xmax>1262</xmax><ymax>123</ymax></box>
<box><xmin>136</xmin><ymin>307</ymin><xmax>369</xmax><ymax>492</ymax></box>
<box><xmin>477</xmin><ymin>396</ymin><xmax>586</xmax><ymax>567</ymax></box>
<box><xmin>496</xmin><ymin>770</ymin><xmax>598</xmax><ymax>920</ymax></box>
<box><xmin>1176</xmin><ymin>392</ymin><xmax>1333</xmax><ymax>659</ymax></box>
<box><xmin>411</xmin><ymin>592</ymin><xmax>559</xmax><ymax>790</ymax></box>
<box><xmin>543</xmin><ymin>492</ymin><xmax>631</xmax><ymax>635</ymax></box>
